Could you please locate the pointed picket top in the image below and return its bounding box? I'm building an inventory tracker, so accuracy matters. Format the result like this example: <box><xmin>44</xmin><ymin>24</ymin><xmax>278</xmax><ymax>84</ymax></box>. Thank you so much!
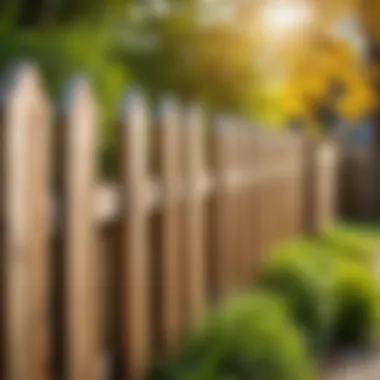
<box><xmin>117</xmin><ymin>88</ymin><xmax>150</xmax><ymax>380</ymax></box>
<box><xmin>120</xmin><ymin>89</ymin><xmax>149</xmax><ymax>134</ymax></box>
<box><xmin>0</xmin><ymin>61</ymin><xmax>52</xmax><ymax>380</ymax></box>
<box><xmin>157</xmin><ymin>95</ymin><xmax>180</xmax><ymax>126</ymax></box>
<box><xmin>183</xmin><ymin>103</ymin><xmax>203</xmax><ymax>128</ymax></box>
<box><xmin>182</xmin><ymin>104</ymin><xmax>204</xmax><ymax>138</ymax></box>
<box><xmin>57</xmin><ymin>75</ymin><xmax>99</xmax><ymax>380</ymax></box>
<box><xmin>0</xmin><ymin>61</ymin><xmax>51</xmax><ymax>250</ymax></box>
<box><xmin>59</xmin><ymin>76</ymin><xmax>97</xmax><ymax>125</ymax></box>
<box><xmin>236</xmin><ymin>117</ymin><xmax>249</xmax><ymax>130</ymax></box>
<box><xmin>213</xmin><ymin>113</ymin><xmax>233</xmax><ymax>133</ymax></box>
<box><xmin>120</xmin><ymin>88</ymin><xmax>148</xmax><ymax>130</ymax></box>
<box><xmin>240</xmin><ymin>120</ymin><xmax>253</xmax><ymax>168</ymax></box>
<box><xmin>0</xmin><ymin>61</ymin><xmax>50</xmax><ymax>120</ymax></box>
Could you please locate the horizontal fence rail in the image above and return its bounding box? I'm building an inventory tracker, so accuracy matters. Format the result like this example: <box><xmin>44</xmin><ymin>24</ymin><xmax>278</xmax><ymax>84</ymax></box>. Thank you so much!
<box><xmin>0</xmin><ymin>63</ymin><xmax>338</xmax><ymax>380</ymax></box>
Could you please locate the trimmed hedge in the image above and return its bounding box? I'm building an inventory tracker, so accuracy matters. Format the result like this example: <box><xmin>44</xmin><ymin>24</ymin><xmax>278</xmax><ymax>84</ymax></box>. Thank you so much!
<box><xmin>320</xmin><ymin>224</ymin><xmax>378</xmax><ymax>264</ymax></box>
<box><xmin>259</xmin><ymin>250</ymin><xmax>337</xmax><ymax>355</ymax></box>
<box><xmin>260</xmin><ymin>223</ymin><xmax>380</xmax><ymax>353</ymax></box>
<box><xmin>148</xmin><ymin>223</ymin><xmax>380</xmax><ymax>379</ymax></box>
<box><xmin>333</xmin><ymin>261</ymin><xmax>380</xmax><ymax>346</ymax></box>
<box><xmin>149</xmin><ymin>294</ymin><xmax>315</xmax><ymax>380</ymax></box>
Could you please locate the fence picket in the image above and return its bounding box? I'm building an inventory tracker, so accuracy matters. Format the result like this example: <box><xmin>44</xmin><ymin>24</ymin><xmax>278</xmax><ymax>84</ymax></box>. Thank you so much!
<box><xmin>56</xmin><ymin>78</ymin><xmax>100</xmax><ymax>380</ymax></box>
<box><xmin>230</xmin><ymin>125</ymin><xmax>240</xmax><ymax>287</ymax></box>
<box><xmin>249</xmin><ymin>129</ymin><xmax>262</xmax><ymax>276</ymax></box>
<box><xmin>209</xmin><ymin>117</ymin><xmax>233</xmax><ymax>300</ymax></box>
<box><xmin>240</xmin><ymin>126</ymin><xmax>253</xmax><ymax>285</ymax></box>
<box><xmin>0</xmin><ymin>64</ymin><xmax>51</xmax><ymax>380</ymax></box>
<box><xmin>117</xmin><ymin>91</ymin><xmax>150</xmax><ymax>380</ymax></box>
<box><xmin>153</xmin><ymin>97</ymin><xmax>182</xmax><ymax>352</ymax></box>
<box><xmin>258</xmin><ymin>131</ymin><xmax>270</xmax><ymax>258</ymax></box>
<box><xmin>182</xmin><ymin>105</ymin><xmax>205</xmax><ymax>326</ymax></box>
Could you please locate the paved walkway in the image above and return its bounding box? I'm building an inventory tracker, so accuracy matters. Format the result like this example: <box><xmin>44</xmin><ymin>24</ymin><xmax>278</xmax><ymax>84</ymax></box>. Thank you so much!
<box><xmin>324</xmin><ymin>350</ymin><xmax>380</xmax><ymax>379</ymax></box>
<box><xmin>323</xmin><ymin>252</ymin><xmax>380</xmax><ymax>379</ymax></box>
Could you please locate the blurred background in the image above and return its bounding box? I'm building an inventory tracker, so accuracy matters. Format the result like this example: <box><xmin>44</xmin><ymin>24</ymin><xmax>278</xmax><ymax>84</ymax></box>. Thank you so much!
<box><xmin>0</xmin><ymin>0</ymin><xmax>377</xmax><ymax>173</ymax></box>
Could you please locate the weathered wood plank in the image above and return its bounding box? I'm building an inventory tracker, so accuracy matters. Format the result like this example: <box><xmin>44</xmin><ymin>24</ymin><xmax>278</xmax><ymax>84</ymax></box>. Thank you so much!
<box><xmin>117</xmin><ymin>91</ymin><xmax>150</xmax><ymax>380</ymax></box>
<box><xmin>57</xmin><ymin>78</ymin><xmax>100</xmax><ymax>380</ymax></box>
<box><xmin>153</xmin><ymin>97</ymin><xmax>182</xmax><ymax>352</ymax></box>
<box><xmin>0</xmin><ymin>63</ymin><xmax>51</xmax><ymax>380</ymax></box>
<box><xmin>208</xmin><ymin>116</ymin><xmax>233</xmax><ymax>300</ymax></box>
<box><xmin>182</xmin><ymin>105</ymin><xmax>205</xmax><ymax>325</ymax></box>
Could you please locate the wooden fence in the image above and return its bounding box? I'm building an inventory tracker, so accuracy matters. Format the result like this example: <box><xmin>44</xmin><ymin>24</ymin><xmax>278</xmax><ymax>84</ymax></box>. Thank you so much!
<box><xmin>0</xmin><ymin>64</ymin><xmax>338</xmax><ymax>380</ymax></box>
<box><xmin>338</xmin><ymin>147</ymin><xmax>376</xmax><ymax>219</ymax></box>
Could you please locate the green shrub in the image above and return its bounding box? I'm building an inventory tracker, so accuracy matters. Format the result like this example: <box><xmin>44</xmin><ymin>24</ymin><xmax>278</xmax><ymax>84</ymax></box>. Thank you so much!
<box><xmin>332</xmin><ymin>261</ymin><xmax>380</xmax><ymax>346</ymax></box>
<box><xmin>259</xmin><ymin>249</ymin><xmax>337</xmax><ymax>355</ymax></box>
<box><xmin>148</xmin><ymin>293</ymin><xmax>315</xmax><ymax>380</ymax></box>
<box><xmin>260</xmin><ymin>224</ymin><xmax>380</xmax><ymax>353</ymax></box>
<box><xmin>320</xmin><ymin>224</ymin><xmax>376</xmax><ymax>264</ymax></box>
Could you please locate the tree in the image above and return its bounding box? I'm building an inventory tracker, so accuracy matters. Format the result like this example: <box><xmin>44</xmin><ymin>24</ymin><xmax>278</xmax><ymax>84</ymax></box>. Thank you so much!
<box><xmin>281</xmin><ymin>31</ymin><xmax>373</xmax><ymax>135</ymax></box>
<box><xmin>118</xmin><ymin>0</ymin><xmax>271</xmax><ymax>119</ymax></box>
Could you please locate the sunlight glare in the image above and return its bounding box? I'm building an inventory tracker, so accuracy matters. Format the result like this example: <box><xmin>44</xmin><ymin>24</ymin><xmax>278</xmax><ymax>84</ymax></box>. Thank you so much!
<box><xmin>262</xmin><ymin>0</ymin><xmax>313</xmax><ymax>36</ymax></box>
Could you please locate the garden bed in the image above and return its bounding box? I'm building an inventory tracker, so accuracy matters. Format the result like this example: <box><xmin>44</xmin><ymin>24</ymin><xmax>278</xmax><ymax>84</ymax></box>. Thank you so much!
<box><xmin>148</xmin><ymin>222</ymin><xmax>380</xmax><ymax>380</ymax></box>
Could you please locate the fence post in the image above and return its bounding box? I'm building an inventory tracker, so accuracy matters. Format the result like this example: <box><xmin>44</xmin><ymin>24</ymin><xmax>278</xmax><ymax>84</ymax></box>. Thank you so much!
<box><xmin>287</xmin><ymin>134</ymin><xmax>300</xmax><ymax>238</ymax></box>
<box><xmin>258</xmin><ymin>131</ymin><xmax>270</xmax><ymax>256</ymax></box>
<box><xmin>274</xmin><ymin>134</ymin><xmax>285</xmax><ymax>244</ymax></box>
<box><xmin>292</xmin><ymin>135</ymin><xmax>305</xmax><ymax>237</ymax></box>
<box><xmin>268</xmin><ymin>133</ymin><xmax>279</xmax><ymax>250</ymax></box>
<box><xmin>56</xmin><ymin>78</ymin><xmax>100</xmax><ymax>380</ymax></box>
<box><xmin>0</xmin><ymin>64</ymin><xmax>51</xmax><ymax>380</ymax></box>
<box><xmin>238</xmin><ymin>124</ymin><xmax>252</xmax><ymax>286</ymax></box>
<box><xmin>209</xmin><ymin>116</ymin><xmax>233</xmax><ymax>300</ymax></box>
<box><xmin>182</xmin><ymin>105</ymin><xmax>205</xmax><ymax>326</ymax></box>
<box><xmin>153</xmin><ymin>97</ymin><xmax>181</xmax><ymax>352</ymax></box>
<box><xmin>308</xmin><ymin>140</ymin><xmax>339</xmax><ymax>234</ymax></box>
<box><xmin>248</xmin><ymin>128</ymin><xmax>261</xmax><ymax>277</ymax></box>
<box><xmin>302</xmin><ymin>139</ymin><xmax>316</xmax><ymax>234</ymax></box>
<box><xmin>266</xmin><ymin>134</ymin><xmax>275</xmax><ymax>249</ymax></box>
<box><xmin>280</xmin><ymin>134</ymin><xmax>290</xmax><ymax>240</ymax></box>
<box><xmin>230</xmin><ymin>123</ymin><xmax>240</xmax><ymax>287</ymax></box>
<box><xmin>117</xmin><ymin>91</ymin><xmax>150</xmax><ymax>380</ymax></box>
<box><xmin>268</xmin><ymin>133</ymin><xmax>275</xmax><ymax>249</ymax></box>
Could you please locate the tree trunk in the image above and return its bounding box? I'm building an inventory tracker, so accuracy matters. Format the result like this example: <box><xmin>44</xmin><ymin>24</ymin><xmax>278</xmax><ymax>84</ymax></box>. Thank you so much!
<box><xmin>18</xmin><ymin>0</ymin><xmax>54</xmax><ymax>27</ymax></box>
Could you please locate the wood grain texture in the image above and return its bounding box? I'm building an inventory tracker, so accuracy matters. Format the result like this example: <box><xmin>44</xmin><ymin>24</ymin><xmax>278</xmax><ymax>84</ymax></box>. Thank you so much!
<box><xmin>117</xmin><ymin>91</ymin><xmax>150</xmax><ymax>380</ymax></box>
<box><xmin>182</xmin><ymin>106</ymin><xmax>205</xmax><ymax>326</ymax></box>
<box><xmin>0</xmin><ymin>64</ymin><xmax>51</xmax><ymax>380</ymax></box>
<box><xmin>208</xmin><ymin>117</ymin><xmax>233</xmax><ymax>300</ymax></box>
<box><xmin>57</xmin><ymin>78</ymin><xmax>100</xmax><ymax>380</ymax></box>
<box><xmin>153</xmin><ymin>98</ymin><xmax>182</xmax><ymax>352</ymax></box>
